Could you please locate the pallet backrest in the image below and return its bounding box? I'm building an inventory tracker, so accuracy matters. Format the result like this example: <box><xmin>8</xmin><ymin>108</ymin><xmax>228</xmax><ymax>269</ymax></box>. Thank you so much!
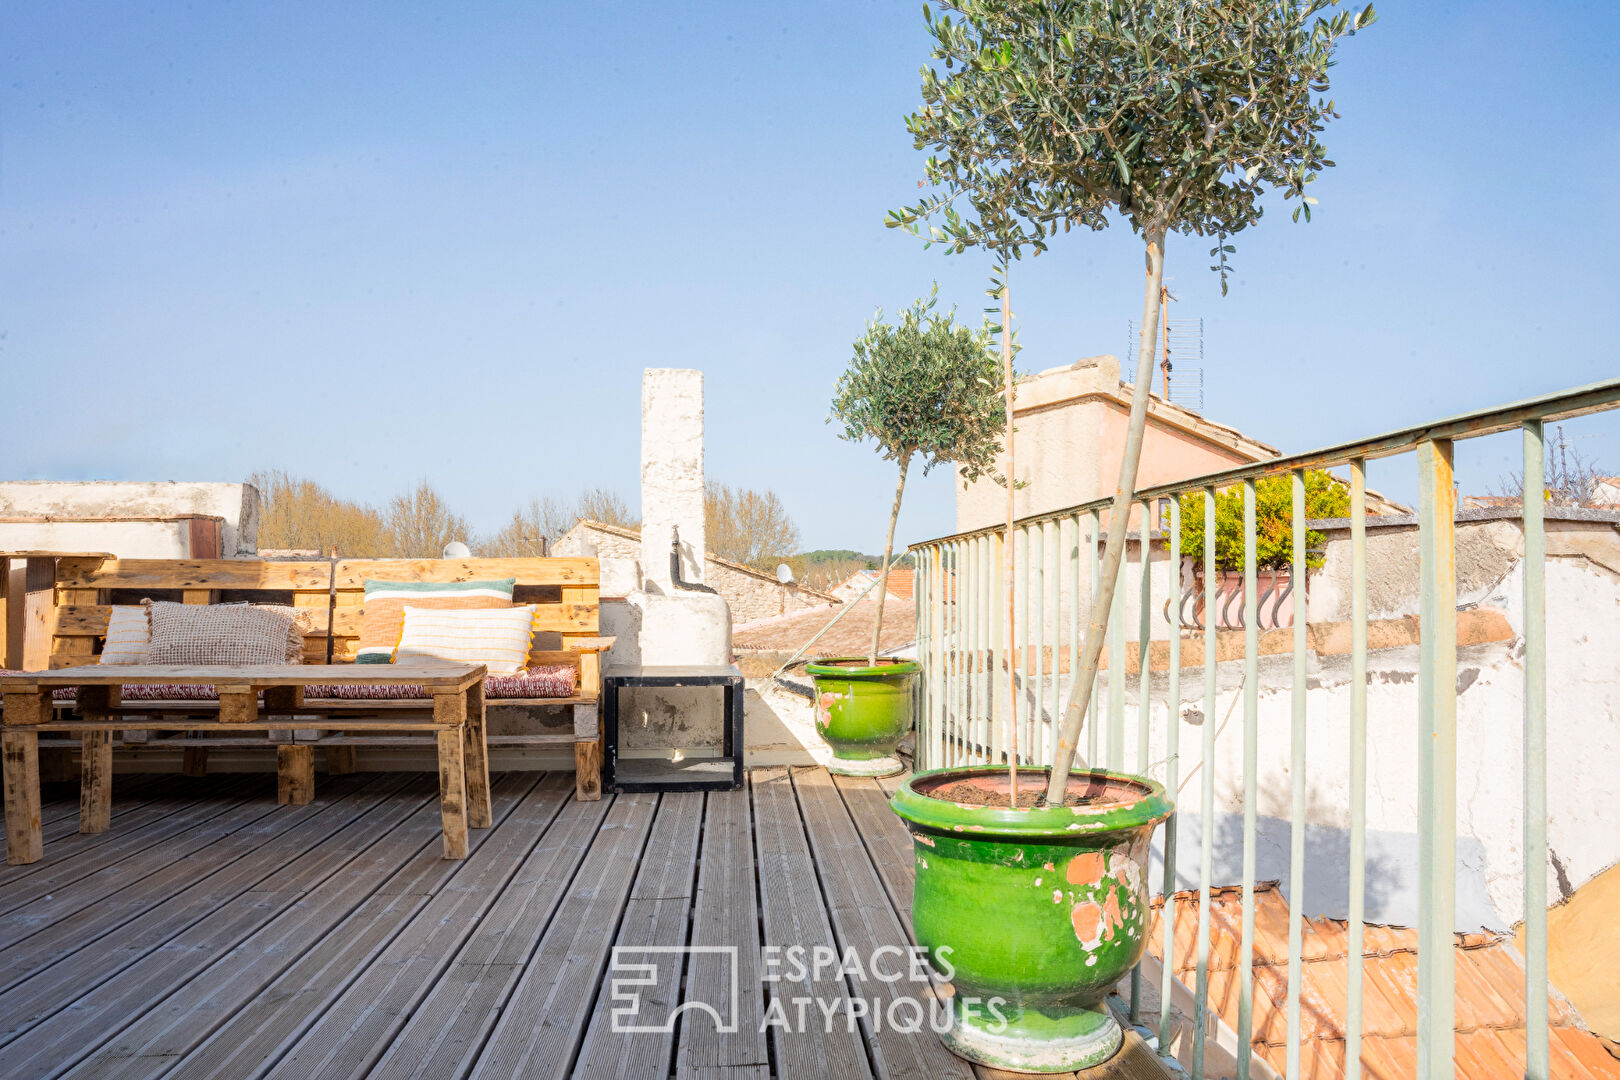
<box><xmin>47</xmin><ymin>557</ymin><xmax>601</xmax><ymax>681</ymax></box>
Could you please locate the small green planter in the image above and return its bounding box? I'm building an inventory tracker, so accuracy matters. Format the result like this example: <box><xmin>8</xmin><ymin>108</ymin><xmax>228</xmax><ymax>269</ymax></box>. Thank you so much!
<box><xmin>891</xmin><ymin>765</ymin><xmax>1172</xmax><ymax>1073</ymax></box>
<box><xmin>805</xmin><ymin>656</ymin><xmax>919</xmax><ymax>777</ymax></box>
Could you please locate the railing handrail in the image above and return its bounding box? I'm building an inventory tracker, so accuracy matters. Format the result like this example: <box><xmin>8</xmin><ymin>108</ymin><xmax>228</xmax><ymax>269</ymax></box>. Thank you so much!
<box><xmin>909</xmin><ymin>376</ymin><xmax>1620</xmax><ymax>549</ymax></box>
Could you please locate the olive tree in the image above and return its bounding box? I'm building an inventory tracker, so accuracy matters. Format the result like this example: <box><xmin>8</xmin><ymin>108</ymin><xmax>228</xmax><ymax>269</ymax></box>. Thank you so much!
<box><xmin>893</xmin><ymin>0</ymin><xmax>1375</xmax><ymax>804</ymax></box>
<box><xmin>831</xmin><ymin>288</ymin><xmax>1006</xmax><ymax>664</ymax></box>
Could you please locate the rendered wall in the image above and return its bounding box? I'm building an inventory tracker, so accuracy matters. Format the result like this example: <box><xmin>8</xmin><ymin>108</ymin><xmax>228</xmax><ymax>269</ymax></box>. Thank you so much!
<box><xmin>0</xmin><ymin>481</ymin><xmax>259</xmax><ymax>556</ymax></box>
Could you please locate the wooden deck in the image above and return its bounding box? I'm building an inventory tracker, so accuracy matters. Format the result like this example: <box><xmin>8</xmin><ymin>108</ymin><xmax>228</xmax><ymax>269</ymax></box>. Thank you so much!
<box><xmin>0</xmin><ymin>768</ymin><xmax>1172</xmax><ymax>1080</ymax></box>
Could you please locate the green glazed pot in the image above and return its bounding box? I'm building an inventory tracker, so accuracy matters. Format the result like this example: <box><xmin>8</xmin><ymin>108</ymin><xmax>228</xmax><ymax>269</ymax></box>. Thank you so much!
<box><xmin>890</xmin><ymin>765</ymin><xmax>1172</xmax><ymax>1073</ymax></box>
<box><xmin>804</xmin><ymin>657</ymin><xmax>919</xmax><ymax>778</ymax></box>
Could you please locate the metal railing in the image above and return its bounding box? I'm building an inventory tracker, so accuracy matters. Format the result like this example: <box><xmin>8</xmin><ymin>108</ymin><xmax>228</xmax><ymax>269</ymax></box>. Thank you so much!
<box><xmin>908</xmin><ymin>377</ymin><xmax>1620</xmax><ymax>1080</ymax></box>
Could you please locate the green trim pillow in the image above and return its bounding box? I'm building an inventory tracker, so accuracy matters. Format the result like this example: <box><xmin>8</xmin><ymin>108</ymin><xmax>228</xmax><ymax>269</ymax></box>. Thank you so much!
<box><xmin>356</xmin><ymin>578</ymin><xmax>516</xmax><ymax>664</ymax></box>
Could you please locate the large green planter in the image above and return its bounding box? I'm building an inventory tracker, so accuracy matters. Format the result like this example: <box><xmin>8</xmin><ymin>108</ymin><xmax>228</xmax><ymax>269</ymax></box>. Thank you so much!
<box><xmin>891</xmin><ymin>765</ymin><xmax>1172</xmax><ymax>1073</ymax></box>
<box><xmin>805</xmin><ymin>656</ymin><xmax>919</xmax><ymax>777</ymax></box>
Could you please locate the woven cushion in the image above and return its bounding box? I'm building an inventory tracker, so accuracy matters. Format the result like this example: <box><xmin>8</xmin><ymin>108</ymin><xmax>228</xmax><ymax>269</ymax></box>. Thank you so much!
<box><xmin>356</xmin><ymin>579</ymin><xmax>515</xmax><ymax>664</ymax></box>
<box><xmin>146</xmin><ymin>602</ymin><xmax>297</xmax><ymax>666</ymax></box>
<box><xmin>394</xmin><ymin>605</ymin><xmax>538</xmax><ymax>675</ymax></box>
<box><xmin>252</xmin><ymin>604</ymin><xmax>315</xmax><ymax>663</ymax></box>
<box><xmin>98</xmin><ymin>606</ymin><xmax>151</xmax><ymax>665</ymax></box>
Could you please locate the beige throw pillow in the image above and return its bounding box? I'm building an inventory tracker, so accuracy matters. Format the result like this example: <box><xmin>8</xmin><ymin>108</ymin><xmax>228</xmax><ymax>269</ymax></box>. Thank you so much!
<box><xmin>146</xmin><ymin>602</ymin><xmax>299</xmax><ymax>666</ymax></box>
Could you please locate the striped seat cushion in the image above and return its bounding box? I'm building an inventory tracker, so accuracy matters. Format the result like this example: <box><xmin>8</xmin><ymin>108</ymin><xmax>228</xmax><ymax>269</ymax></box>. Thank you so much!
<box><xmin>2</xmin><ymin>668</ymin><xmax>579</xmax><ymax>704</ymax></box>
<box><xmin>303</xmin><ymin>667</ymin><xmax>578</xmax><ymax>700</ymax></box>
<box><xmin>394</xmin><ymin>605</ymin><xmax>539</xmax><ymax>675</ymax></box>
<box><xmin>357</xmin><ymin>578</ymin><xmax>516</xmax><ymax>664</ymax></box>
<box><xmin>97</xmin><ymin>606</ymin><xmax>151</xmax><ymax>665</ymax></box>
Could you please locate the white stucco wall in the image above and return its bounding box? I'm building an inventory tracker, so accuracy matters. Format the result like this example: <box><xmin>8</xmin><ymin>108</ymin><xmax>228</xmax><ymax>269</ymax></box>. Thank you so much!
<box><xmin>0</xmin><ymin>481</ymin><xmax>259</xmax><ymax>556</ymax></box>
<box><xmin>999</xmin><ymin>518</ymin><xmax>1620</xmax><ymax>932</ymax></box>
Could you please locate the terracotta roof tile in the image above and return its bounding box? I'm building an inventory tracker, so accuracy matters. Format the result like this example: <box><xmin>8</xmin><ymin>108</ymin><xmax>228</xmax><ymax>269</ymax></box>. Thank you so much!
<box><xmin>1149</xmin><ymin>882</ymin><xmax>1620</xmax><ymax>1078</ymax></box>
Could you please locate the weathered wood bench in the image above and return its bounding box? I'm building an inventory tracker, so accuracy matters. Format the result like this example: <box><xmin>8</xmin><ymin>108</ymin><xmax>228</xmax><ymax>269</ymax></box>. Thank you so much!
<box><xmin>2</xmin><ymin>661</ymin><xmax>489</xmax><ymax>863</ymax></box>
<box><xmin>14</xmin><ymin>554</ymin><xmax>609</xmax><ymax>802</ymax></box>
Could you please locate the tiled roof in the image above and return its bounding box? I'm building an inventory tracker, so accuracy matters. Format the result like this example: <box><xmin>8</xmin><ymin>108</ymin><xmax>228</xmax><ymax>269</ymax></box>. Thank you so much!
<box><xmin>1148</xmin><ymin>882</ymin><xmax>1620</xmax><ymax>1079</ymax></box>
<box><xmin>732</xmin><ymin>593</ymin><xmax>916</xmax><ymax>658</ymax></box>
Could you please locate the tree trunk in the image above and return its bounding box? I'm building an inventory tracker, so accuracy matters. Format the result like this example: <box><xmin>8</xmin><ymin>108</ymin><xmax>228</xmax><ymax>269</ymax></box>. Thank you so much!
<box><xmin>1001</xmin><ymin>279</ymin><xmax>1019</xmax><ymax>803</ymax></box>
<box><xmin>1045</xmin><ymin>229</ymin><xmax>1168</xmax><ymax>806</ymax></box>
<box><xmin>869</xmin><ymin>456</ymin><xmax>910</xmax><ymax>665</ymax></box>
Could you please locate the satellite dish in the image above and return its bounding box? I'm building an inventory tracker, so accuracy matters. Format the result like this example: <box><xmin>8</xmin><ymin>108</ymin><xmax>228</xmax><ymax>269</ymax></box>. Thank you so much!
<box><xmin>776</xmin><ymin>563</ymin><xmax>795</xmax><ymax>584</ymax></box>
<box><xmin>442</xmin><ymin>541</ymin><xmax>472</xmax><ymax>559</ymax></box>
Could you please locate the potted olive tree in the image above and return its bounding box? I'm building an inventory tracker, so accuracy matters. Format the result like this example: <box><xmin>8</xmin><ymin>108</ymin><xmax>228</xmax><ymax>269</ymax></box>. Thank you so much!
<box><xmin>887</xmin><ymin>2</ymin><xmax>1374</xmax><ymax>1070</ymax></box>
<box><xmin>815</xmin><ymin>287</ymin><xmax>1005</xmax><ymax>777</ymax></box>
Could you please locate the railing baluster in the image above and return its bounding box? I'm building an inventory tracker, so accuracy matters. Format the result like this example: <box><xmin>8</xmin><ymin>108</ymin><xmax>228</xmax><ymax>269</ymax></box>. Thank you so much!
<box><xmin>967</xmin><ymin>535</ymin><xmax>980</xmax><ymax>763</ymax></box>
<box><xmin>1417</xmin><ymin>438</ymin><xmax>1457</xmax><ymax>1080</ymax></box>
<box><xmin>1239</xmin><ymin>478</ymin><xmax>1258</xmax><ymax>1077</ymax></box>
<box><xmin>1032</xmin><ymin>523</ymin><xmax>1045</xmax><ymax>769</ymax></box>
<box><xmin>1131</xmin><ymin>499</ymin><xmax>1152</xmax><ymax>1025</ymax></box>
<box><xmin>1048</xmin><ymin>519</ymin><xmax>1062</xmax><ymax>767</ymax></box>
<box><xmin>954</xmin><ymin>540</ymin><xmax>967</xmax><ymax>767</ymax></box>
<box><xmin>1070</xmin><ymin>513</ymin><xmax>1082</xmax><ymax>766</ymax></box>
<box><xmin>993</xmin><ymin>528</ymin><xmax>1007</xmax><ymax>767</ymax></box>
<box><xmin>1089</xmin><ymin>508</ymin><xmax>1102</xmax><ymax>767</ymax></box>
<box><xmin>1287</xmin><ymin>469</ymin><xmax>1308</xmax><ymax>1079</ymax></box>
<box><xmin>930</xmin><ymin>545</ymin><xmax>944</xmax><ymax>772</ymax></box>
<box><xmin>1107</xmin><ymin>524</ymin><xmax>1126</xmax><ymax>771</ymax></box>
<box><xmin>1523</xmin><ymin>421</ymin><xmax>1549</xmax><ymax>1080</ymax></box>
<box><xmin>1193</xmin><ymin>485</ymin><xmax>1218</xmax><ymax>1080</ymax></box>
<box><xmin>972</xmin><ymin>537</ymin><xmax>984</xmax><ymax>764</ymax></box>
<box><xmin>1348</xmin><ymin>458</ymin><xmax>1369</xmax><ymax>1080</ymax></box>
<box><xmin>1159</xmin><ymin>497</ymin><xmax>1182</xmax><ymax>1057</ymax></box>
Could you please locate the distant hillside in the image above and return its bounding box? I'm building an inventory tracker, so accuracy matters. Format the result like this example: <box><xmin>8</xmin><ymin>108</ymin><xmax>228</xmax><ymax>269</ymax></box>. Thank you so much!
<box><xmin>787</xmin><ymin>549</ymin><xmax>912</xmax><ymax>592</ymax></box>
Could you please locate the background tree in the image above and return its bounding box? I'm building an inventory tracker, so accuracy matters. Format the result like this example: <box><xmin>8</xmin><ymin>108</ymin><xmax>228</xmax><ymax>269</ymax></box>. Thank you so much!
<box><xmin>705</xmin><ymin>481</ymin><xmax>801</xmax><ymax>569</ymax></box>
<box><xmin>479</xmin><ymin>497</ymin><xmax>565</xmax><ymax>557</ymax></box>
<box><xmin>1491</xmin><ymin>425</ymin><xmax>1615</xmax><ymax>508</ymax></box>
<box><xmin>896</xmin><ymin>0</ymin><xmax>1374</xmax><ymax>803</ymax></box>
<box><xmin>574</xmin><ymin>487</ymin><xmax>640</xmax><ymax>531</ymax></box>
<box><xmin>384</xmin><ymin>480</ymin><xmax>474</xmax><ymax>558</ymax></box>
<box><xmin>831</xmin><ymin>287</ymin><xmax>1005</xmax><ymax>664</ymax></box>
<box><xmin>250</xmin><ymin>470</ymin><xmax>389</xmax><ymax>556</ymax></box>
<box><xmin>1179</xmin><ymin>470</ymin><xmax>1349</xmax><ymax>571</ymax></box>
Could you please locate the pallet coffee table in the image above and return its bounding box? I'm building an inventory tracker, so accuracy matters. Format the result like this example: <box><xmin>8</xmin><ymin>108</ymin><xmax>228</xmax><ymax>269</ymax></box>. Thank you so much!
<box><xmin>1</xmin><ymin>661</ymin><xmax>489</xmax><ymax>864</ymax></box>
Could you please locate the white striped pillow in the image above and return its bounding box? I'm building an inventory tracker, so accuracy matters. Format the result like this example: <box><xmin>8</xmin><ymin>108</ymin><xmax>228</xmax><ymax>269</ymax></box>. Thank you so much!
<box><xmin>99</xmin><ymin>605</ymin><xmax>151</xmax><ymax>665</ymax></box>
<box><xmin>394</xmin><ymin>605</ymin><xmax>538</xmax><ymax>675</ymax></box>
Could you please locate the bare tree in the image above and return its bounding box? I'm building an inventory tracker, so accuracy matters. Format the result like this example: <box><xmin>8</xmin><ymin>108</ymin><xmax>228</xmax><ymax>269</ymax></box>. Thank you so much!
<box><xmin>384</xmin><ymin>480</ymin><xmax>473</xmax><ymax>558</ymax></box>
<box><xmin>249</xmin><ymin>470</ymin><xmax>389</xmax><ymax>556</ymax></box>
<box><xmin>480</xmin><ymin>497</ymin><xmax>572</xmax><ymax>557</ymax></box>
<box><xmin>1493</xmin><ymin>426</ymin><xmax>1614</xmax><ymax>508</ymax></box>
<box><xmin>575</xmin><ymin>487</ymin><xmax>640</xmax><ymax>531</ymax></box>
<box><xmin>705</xmin><ymin>481</ymin><xmax>802</xmax><ymax>569</ymax></box>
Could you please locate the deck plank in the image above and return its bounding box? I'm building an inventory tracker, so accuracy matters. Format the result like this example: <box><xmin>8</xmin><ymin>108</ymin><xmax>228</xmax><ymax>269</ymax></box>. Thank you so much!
<box><xmin>830</xmin><ymin>774</ymin><xmax>915</xmax><ymax>936</ymax></box>
<box><xmin>0</xmin><ymin>775</ymin><xmax>202</xmax><ymax>887</ymax></box>
<box><xmin>364</xmin><ymin>781</ymin><xmax>611</xmax><ymax>1079</ymax></box>
<box><xmin>0</xmin><ymin>775</ymin><xmax>255</xmax><ymax>905</ymax></box>
<box><xmin>571</xmin><ymin>791</ymin><xmax>704</xmax><ymax>1080</ymax></box>
<box><xmin>676</xmin><ymin>787</ymin><xmax>770</xmax><ymax>1080</ymax></box>
<box><xmin>751</xmin><ymin>766</ymin><xmax>873</xmax><ymax>1080</ymax></box>
<box><xmin>0</xmin><ymin>775</ymin><xmax>279</xmax><ymax>941</ymax></box>
<box><xmin>0</xmin><ymin>775</ymin><xmax>428</xmax><ymax>1078</ymax></box>
<box><xmin>468</xmin><ymin>792</ymin><xmax>660</xmax><ymax>1080</ymax></box>
<box><xmin>74</xmin><ymin>775</ymin><xmax>540</xmax><ymax>1080</ymax></box>
<box><xmin>0</xmin><ymin>773</ymin><xmax>391</xmax><ymax>1010</ymax></box>
<box><xmin>0</xmin><ymin>765</ymin><xmax>1181</xmax><ymax>1080</ymax></box>
<box><xmin>180</xmin><ymin>774</ymin><xmax>569</xmax><ymax>1080</ymax></box>
<box><xmin>791</xmin><ymin>766</ymin><xmax>972</xmax><ymax>1080</ymax></box>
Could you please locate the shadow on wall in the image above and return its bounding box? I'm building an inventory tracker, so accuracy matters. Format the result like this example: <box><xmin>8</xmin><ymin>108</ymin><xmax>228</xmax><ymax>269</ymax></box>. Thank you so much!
<box><xmin>1149</xmin><ymin>810</ymin><xmax>1498</xmax><ymax>930</ymax></box>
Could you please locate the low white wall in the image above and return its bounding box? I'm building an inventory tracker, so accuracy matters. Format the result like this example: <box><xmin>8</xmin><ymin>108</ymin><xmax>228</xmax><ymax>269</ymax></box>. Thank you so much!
<box><xmin>1015</xmin><ymin>547</ymin><xmax>1620</xmax><ymax>933</ymax></box>
<box><xmin>0</xmin><ymin>481</ymin><xmax>259</xmax><ymax>556</ymax></box>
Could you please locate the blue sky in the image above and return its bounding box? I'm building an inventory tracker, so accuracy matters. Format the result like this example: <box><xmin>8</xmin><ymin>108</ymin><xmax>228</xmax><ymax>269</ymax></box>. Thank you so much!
<box><xmin>4</xmin><ymin>2</ymin><xmax>1618</xmax><ymax>552</ymax></box>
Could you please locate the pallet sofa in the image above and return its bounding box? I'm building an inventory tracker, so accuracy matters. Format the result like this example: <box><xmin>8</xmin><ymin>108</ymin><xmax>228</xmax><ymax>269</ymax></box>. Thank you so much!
<box><xmin>14</xmin><ymin>554</ymin><xmax>609</xmax><ymax>803</ymax></box>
